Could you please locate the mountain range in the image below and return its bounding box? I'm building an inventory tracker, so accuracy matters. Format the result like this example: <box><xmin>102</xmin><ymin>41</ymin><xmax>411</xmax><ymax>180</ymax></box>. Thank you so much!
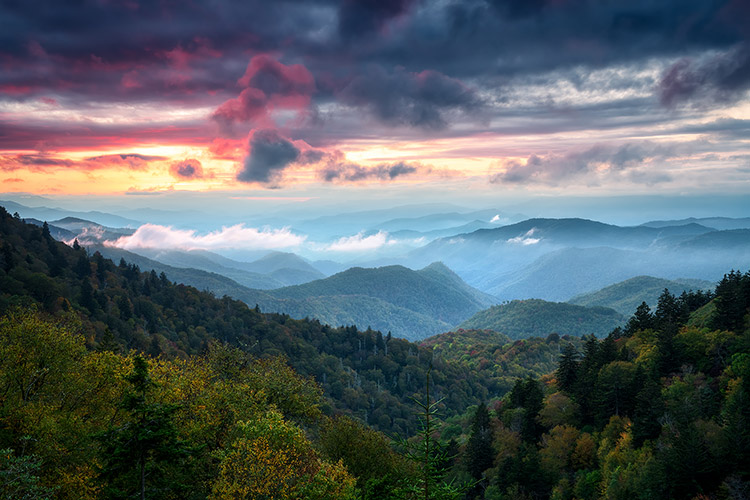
<box><xmin>568</xmin><ymin>275</ymin><xmax>715</xmax><ymax>315</ymax></box>
<box><xmin>5</xmin><ymin>199</ymin><xmax>748</xmax><ymax>340</ymax></box>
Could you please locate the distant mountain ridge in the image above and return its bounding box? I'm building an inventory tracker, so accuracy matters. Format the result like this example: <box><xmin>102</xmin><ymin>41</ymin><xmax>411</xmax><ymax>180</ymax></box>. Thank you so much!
<box><xmin>458</xmin><ymin>299</ymin><xmax>625</xmax><ymax>339</ymax></box>
<box><xmin>261</xmin><ymin>262</ymin><xmax>498</xmax><ymax>340</ymax></box>
<box><xmin>409</xmin><ymin>217</ymin><xmax>750</xmax><ymax>302</ymax></box>
<box><xmin>641</xmin><ymin>216</ymin><xmax>750</xmax><ymax>230</ymax></box>
<box><xmin>0</xmin><ymin>199</ymin><xmax>141</xmax><ymax>227</ymax></box>
<box><xmin>568</xmin><ymin>275</ymin><xmax>715</xmax><ymax>315</ymax></box>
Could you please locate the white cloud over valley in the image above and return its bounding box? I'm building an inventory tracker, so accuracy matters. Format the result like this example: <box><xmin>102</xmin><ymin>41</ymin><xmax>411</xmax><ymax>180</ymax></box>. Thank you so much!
<box><xmin>106</xmin><ymin>223</ymin><xmax>306</xmax><ymax>251</ymax></box>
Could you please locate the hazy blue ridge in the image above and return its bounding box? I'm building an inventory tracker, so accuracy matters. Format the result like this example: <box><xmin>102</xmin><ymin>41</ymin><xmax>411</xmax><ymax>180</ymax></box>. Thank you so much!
<box><xmin>568</xmin><ymin>275</ymin><xmax>715</xmax><ymax>315</ymax></box>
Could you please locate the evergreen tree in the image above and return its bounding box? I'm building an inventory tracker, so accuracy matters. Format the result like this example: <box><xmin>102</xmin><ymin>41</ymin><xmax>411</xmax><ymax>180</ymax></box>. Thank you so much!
<box><xmin>508</xmin><ymin>377</ymin><xmax>544</xmax><ymax>443</ymax></box>
<box><xmin>97</xmin><ymin>356</ymin><xmax>192</xmax><ymax>500</ymax></box>
<box><xmin>79</xmin><ymin>278</ymin><xmax>97</xmax><ymax>312</ymax></box>
<box><xmin>74</xmin><ymin>253</ymin><xmax>90</xmax><ymax>279</ymax></box>
<box><xmin>712</xmin><ymin>270</ymin><xmax>749</xmax><ymax>332</ymax></box>
<box><xmin>556</xmin><ymin>343</ymin><xmax>580</xmax><ymax>393</ymax></box>
<box><xmin>465</xmin><ymin>403</ymin><xmax>494</xmax><ymax>498</ymax></box>
<box><xmin>396</xmin><ymin>366</ymin><xmax>468</xmax><ymax>500</ymax></box>
<box><xmin>41</xmin><ymin>222</ymin><xmax>51</xmax><ymax>241</ymax></box>
<box><xmin>626</xmin><ymin>301</ymin><xmax>654</xmax><ymax>335</ymax></box>
<box><xmin>632</xmin><ymin>377</ymin><xmax>664</xmax><ymax>447</ymax></box>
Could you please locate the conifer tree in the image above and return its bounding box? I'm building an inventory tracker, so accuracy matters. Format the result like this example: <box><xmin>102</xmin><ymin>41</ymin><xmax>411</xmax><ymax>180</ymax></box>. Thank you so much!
<box><xmin>556</xmin><ymin>343</ymin><xmax>580</xmax><ymax>393</ymax></box>
<box><xmin>97</xmin><ymin>356</ymin><xmax>192</xmax><ymax>500</ymax></box>
<box><xmin>465</xmin><ymin>402</ymin><xmax>494</xmax><ymax>498</ymax></box>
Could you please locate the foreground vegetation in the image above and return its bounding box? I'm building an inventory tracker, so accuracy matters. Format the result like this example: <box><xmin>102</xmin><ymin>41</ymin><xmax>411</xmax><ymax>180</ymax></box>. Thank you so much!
<box><xmin>458</xmin><ymin>271</ymin><xmax>749</xmax><ymax>499</ymax></box>
<box><xmin>2</xmin><ymin>206</ymin><xmax>749</xmax><ymax>499</ymax></box>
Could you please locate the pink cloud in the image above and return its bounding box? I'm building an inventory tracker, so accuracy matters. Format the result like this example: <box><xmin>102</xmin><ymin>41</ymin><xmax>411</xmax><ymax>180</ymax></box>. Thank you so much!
<box><xmin>212</xmin><ymin>55</ymin><xmax>316</xmax><ymax>130</ymax></box>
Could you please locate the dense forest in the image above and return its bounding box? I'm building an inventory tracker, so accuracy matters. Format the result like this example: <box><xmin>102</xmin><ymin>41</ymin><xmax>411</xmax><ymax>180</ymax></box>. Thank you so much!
<box><xmin>2</xmin><ymin>206</ymin><xmax>749</xmax><ymax>499</ymax></box>
<box><xmin>0</xmin><ymin>207</ymin><xmax>576</xmax><ymax>436</ymax></box>
<box><xmin>455</xmin><ymin>273</ymin><xmax>749</xmax><ymax>499</ymax></box>
<box><xmin>457</xmin><ymin>300</ymin><xmax>625</xmax><ymax>339</ymax></box>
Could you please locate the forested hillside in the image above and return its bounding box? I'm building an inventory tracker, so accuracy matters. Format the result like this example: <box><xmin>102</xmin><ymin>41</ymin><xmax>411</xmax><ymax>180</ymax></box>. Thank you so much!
<box><xmin>568</xmin><ymin>275</ymin><xmax>715</xmax><ymax>315</ymax></box>
<box><xmin>0</xmin><ymin>207</ymin><xmax>542</xmax><ymax>437</ymax></box>
<box><xmin>261</xmin><ymin>262</ymin><xmax>497</xmax><ymax>340</ymax></box>
<box><xmin>458</xmin><ymin>299</ymin><xmax>625</xmax><ymax>339</ymax></box>
<box><xmin>453</xmin><ymin>272</ymin><xmax>749</xmax><ymax>499</ymax></box>
<box><xmin>2</xmin><ymin>206</ymin><xmax>749</xmax><ymax>499</ymax></box>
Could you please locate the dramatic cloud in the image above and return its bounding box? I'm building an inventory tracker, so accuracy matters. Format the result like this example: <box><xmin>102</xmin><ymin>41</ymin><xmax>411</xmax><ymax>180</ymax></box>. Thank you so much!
<box><xmin>2</xmin><ymin>0</ymin><xmax>750</xmax><ymax>194</ymax></box>
<box><xmin>106</xmin><ymin>223</ymin><xmax>305</xmax><ymax>251</ymax></box>
<box><xmin>237</xmin><ymin>129</ymin><xmax>301</xmax><ymax>184</ymax></box>
<box><xmin>338</xmin><ymin>0</ymin><xmax>417</xmax><ymax>40</ymax></box>
<box><xmin>212</xmin><ymin>55</ymin><xmax>315</xmax><ymax>130</ymax></box>
<box><xmin>320</xmin><ymin>161</ymin><xmax>422</xmax><ymax>182</ymax></box>
<box><xmin>338</xmin><ymin>67</ymin><xmax>480</xmax><ymax>129</ymax></box>
<box><xmin>660</xmin><ymin>43</ymin><xmax>750</xmax><ymax>107</ymax></box>
<box><xmin>491</xmin><ymin>142</ymin><xmax>679</xmax><ymax>185</ymax></box>
<box><xmin>169</xmin><ymin>159</ymin><xmax>205</xmax><ymax>179</ymax></box>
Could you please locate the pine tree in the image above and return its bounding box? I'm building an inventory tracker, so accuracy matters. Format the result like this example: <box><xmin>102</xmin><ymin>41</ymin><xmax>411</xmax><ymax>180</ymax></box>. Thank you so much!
<box><xmin>626</xmin><ymin>301</ymin><xmax>654</xmax><ymax>335</ymax></box>
<box><xmin>465</xmin><ymin>402</ymin><xmax>494</xmax><ymax>499</ymax></box>
<box><xmin>556</xmin><ymin>343</ymin><xmax>580</xmax><ymax>393</ymax></box>
<box><xmin>396</xmin><ymin>366</ymin><xmax>468</xmax><ymax>500</ymax></box>
<box><xmin>97</xmin><ymin>356</ymin><xmax>192</xmax><ymax>500</ymax></box>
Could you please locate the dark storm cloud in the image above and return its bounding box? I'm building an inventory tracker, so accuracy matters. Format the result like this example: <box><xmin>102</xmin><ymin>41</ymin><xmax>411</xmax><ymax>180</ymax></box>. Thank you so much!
<box><xmin>237</xmin><ymin>129</ymin><xmax>300</xmax><ymax>184</ymax></box>
<box><xmin>338</xmin><ymin>0</ymin><xmax>417</xmax><ymax>40</ymax></box>
<box><xmin>2</xmin><ymin>0</ymin><xmax>750</xmax><ymax>155</ymax></box>
<box><xmin>169</xmin><ymin>159</ymin><xmax>205</xmax><ymax>179</ymax></box>
<box><xmin>297</xmin><ymin>149</ymin><xmax>326</xmax><ymax>165</ymax></box>
<box><xmin>2</xmin><ymin>0</ymin><xmax>748</xmax><ymax>101</ymax></box>
<box><xmin>357</xmin><ymin>0</ymin><xmax>750</xmax><ymax>81</ymax></box>
<box><xmin>659</xmin><ymin>43</ymin><xmax>750</xmax><ymax>106</ymax></box>
<box><xmin>486</xmin><ymin>0</ymin><xmax>551</xmax><ymax>19</ymax></box>
<box><xmin>338</xmin><ymin>67</ymin><xmax>481</xmax><ymax>129</ymax></box>
<box><xmin>490</xmin><ymin>142</ymin><xmax>680</xmax><ymax>185</ymax></box>
<box><xmin>320</xmin><ymin>161</ymin><xmax>421</xmax><ymax>182</ymax></box>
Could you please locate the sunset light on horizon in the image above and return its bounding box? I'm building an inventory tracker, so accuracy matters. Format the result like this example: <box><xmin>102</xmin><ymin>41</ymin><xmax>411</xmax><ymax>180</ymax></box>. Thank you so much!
<box><xmin>1</xmin><ymin>0</ymin><xmax>748</xmax><ymax>203</ymax></box>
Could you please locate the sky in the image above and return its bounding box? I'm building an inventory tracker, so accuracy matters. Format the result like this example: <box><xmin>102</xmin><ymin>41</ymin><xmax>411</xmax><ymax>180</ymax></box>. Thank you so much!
<box><xmin>1</xmin><ymin>0</ymin><xmax>749</xmax><ymax>214</ymax></box>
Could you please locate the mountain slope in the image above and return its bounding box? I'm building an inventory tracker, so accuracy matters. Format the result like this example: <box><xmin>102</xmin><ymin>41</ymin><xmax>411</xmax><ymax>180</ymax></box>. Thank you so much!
<box><xmin>265</xmin><ymin>262</ymin><xmax>497</xmax><ymax>338</ymax></box>
<box><xmin>0</xmin><ymin>199</ymin><xmax>141</xmax><ymax>227</ymax></box>
<box><xmin>458</xmin><ymin>299</ymin><xmax>625</xmax><ymax>339</ymax></box>
<box><xmin>90</xmin><ymin>245</ymin><xmax>275</xmax><ymax>304</ymax></box>
<box><xmin>118</xmin><ymin>248</ymin><xmax>287</xmax><ymax>289</ymax></box>
<box><xmin>423</xmin><ymin>329</ymin><xmax>585</xmax><ymax>388</ymax></box>
<box><xmin>0</xmin><ymin>204</ymin><xmax>571</xmax><ymax>439</ymax></box>
<box><xmin>568</xmin><ymin>275</ymin><xmax>715</xmax><ymax>315</ymax></box>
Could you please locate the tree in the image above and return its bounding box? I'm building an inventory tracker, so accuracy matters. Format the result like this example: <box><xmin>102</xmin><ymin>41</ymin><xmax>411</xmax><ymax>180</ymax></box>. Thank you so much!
<box><xmin>209</xmin><ymin>411</ymin><xmax>356</xmax><ymax>500</ymax></box>
<box><xmin>465</xmin><ymin>403</ymin><xmax>494</xmax><ymax>481</ymax></box>
<box><xmin>97</xmin><ymin>356</ymin><xmax>192</xmax><ymax>500</ymax></box>
<box><xmin>396</xmin><ymin>366</ymin><xmax>468</xmax><ymax>500</ymax></box>
<box><xmin>0</xmin><ymin>447</ymin><xmax>57</xmax><ymax>500</ymax></box>
<box><xmin>507</xmin><ymin>377</ymin><xmax>544</xmax><ymax>443</ymax></box>
<box><xmin>626</xmin><ymin>302</ymin><xmax>654</xmax><ymax>335</ymax></box>
<box><xmin>319</xmin><ymin>415</ymin><xmax>405</xmax><ymax>496</ymax></box>
<box><xmin>712</xmin><ymin>270</ymin><xmax>749</xmax><ymax>332</ymax></box>
<box><xmin>556</xmin><ymin>343</ymin><xmax>579</xmax><ymax>393</ymax></box>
